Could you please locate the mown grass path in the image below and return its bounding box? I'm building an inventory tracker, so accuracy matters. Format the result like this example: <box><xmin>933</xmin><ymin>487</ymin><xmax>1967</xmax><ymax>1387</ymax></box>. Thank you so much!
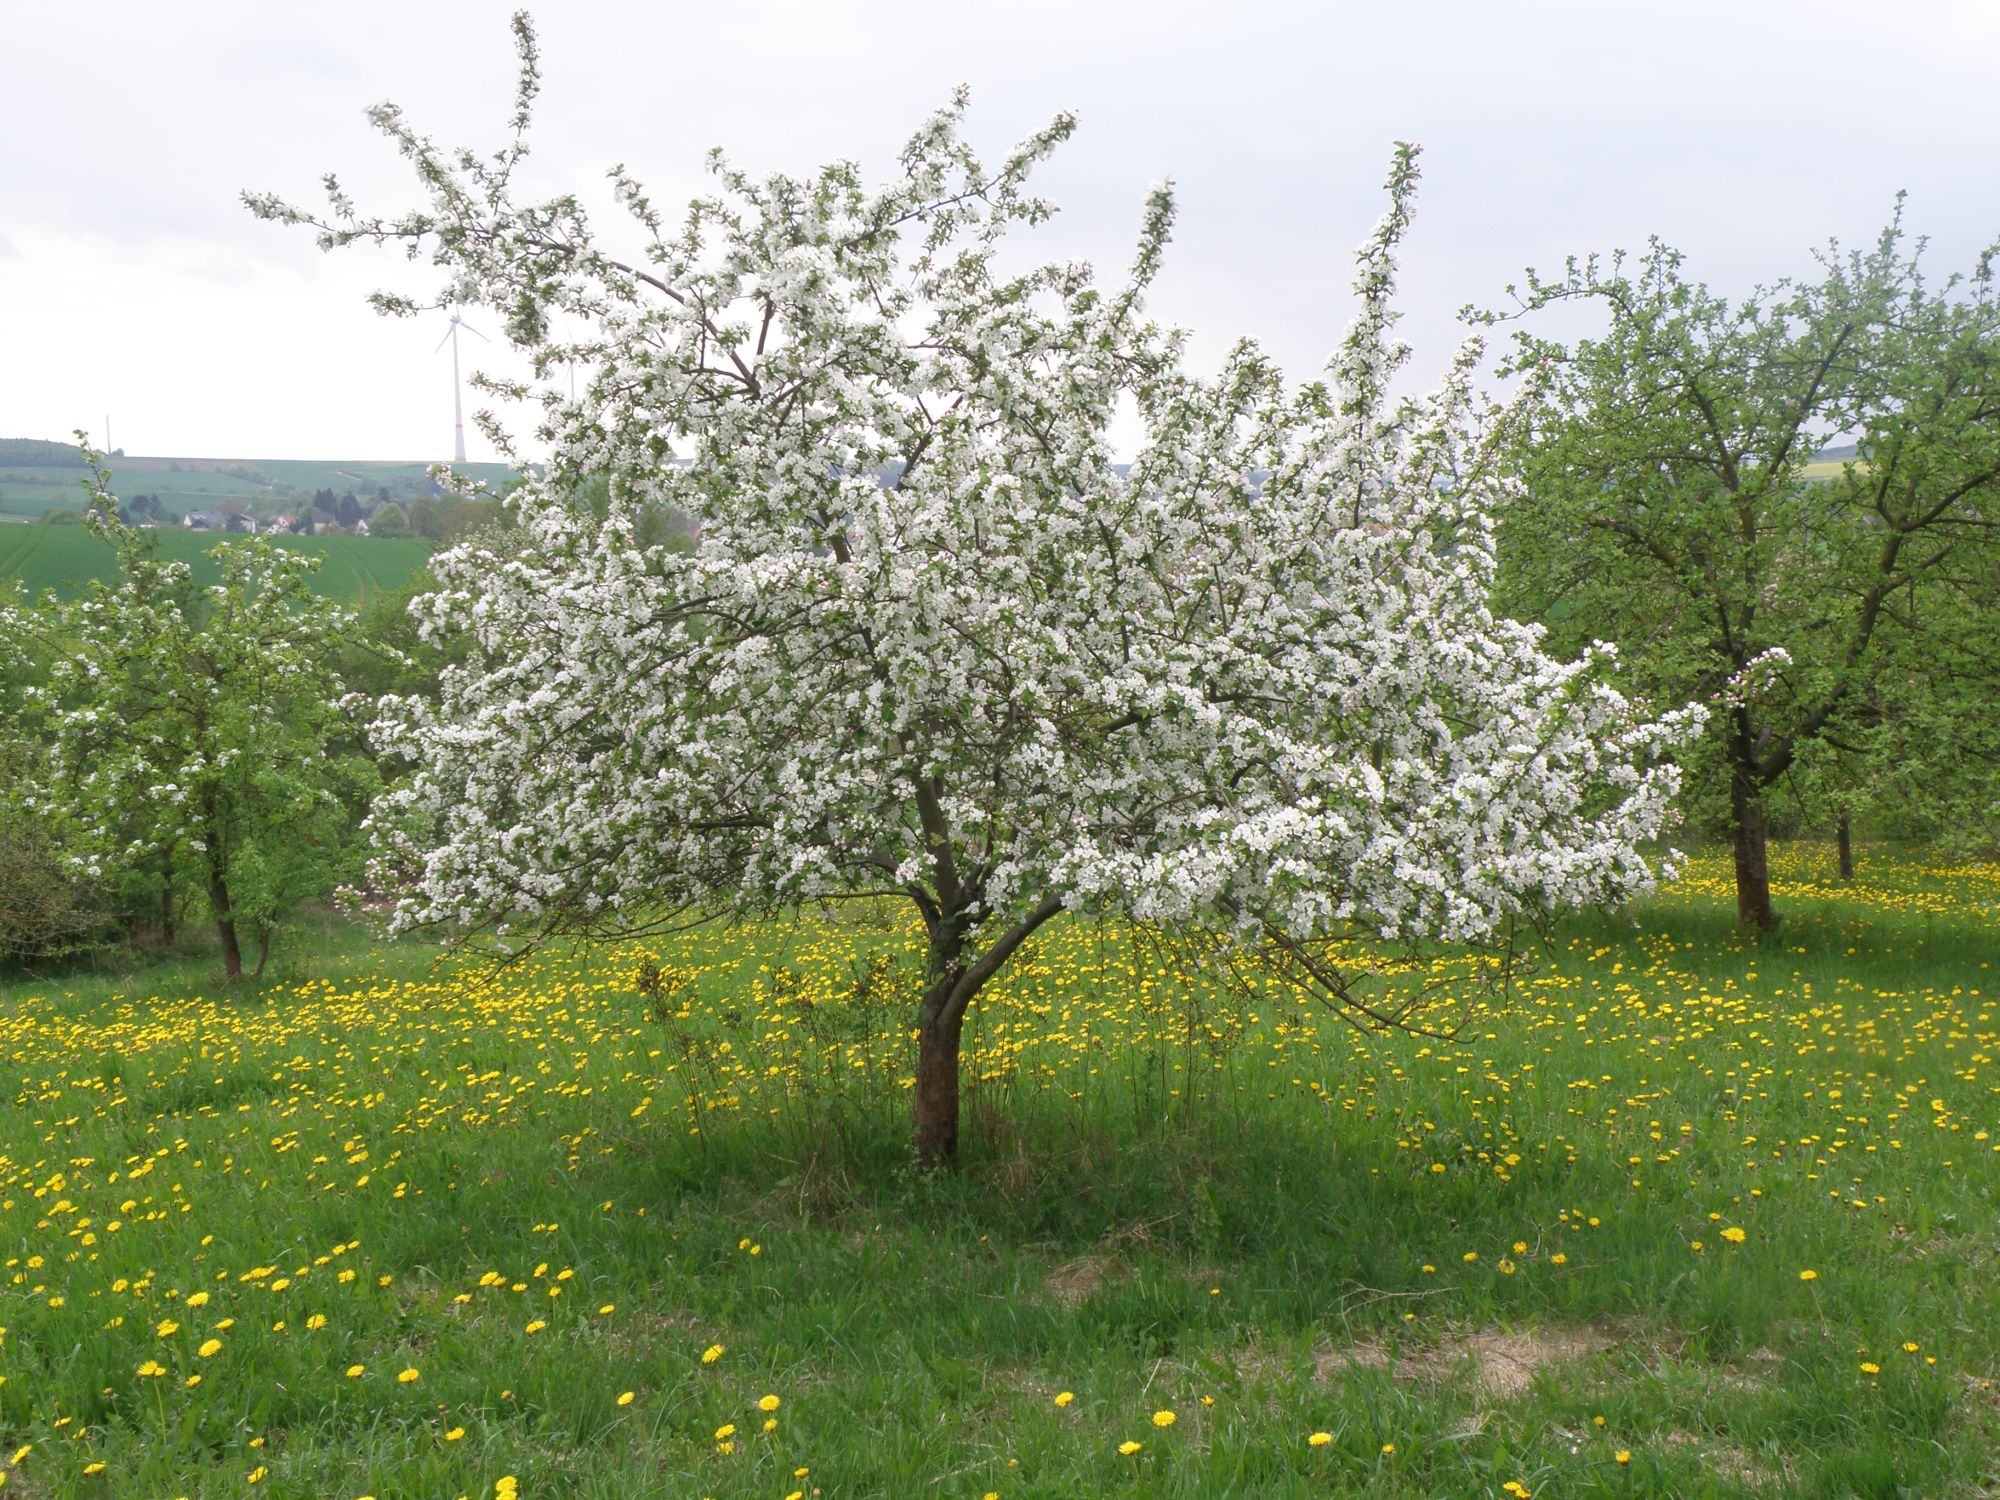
<box><xmin>1</xmin><ymin>848</ymin><xmax>1995</xmax><ymax>1497</ymax></box>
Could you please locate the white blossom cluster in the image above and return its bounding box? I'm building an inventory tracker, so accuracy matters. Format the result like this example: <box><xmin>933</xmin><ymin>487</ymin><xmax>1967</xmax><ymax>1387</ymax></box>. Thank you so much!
<box><xmin>265</xmin><ymin>61</ymin><xmax>1702</xmax><ymax>973</ymax></box>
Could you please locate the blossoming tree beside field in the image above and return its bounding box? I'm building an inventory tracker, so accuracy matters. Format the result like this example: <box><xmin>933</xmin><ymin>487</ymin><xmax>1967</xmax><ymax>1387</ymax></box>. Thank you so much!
<box><xmin>252</xmin><ymin>15</ymin><xmax>1703</xmax><ymax>1161</ymax></box>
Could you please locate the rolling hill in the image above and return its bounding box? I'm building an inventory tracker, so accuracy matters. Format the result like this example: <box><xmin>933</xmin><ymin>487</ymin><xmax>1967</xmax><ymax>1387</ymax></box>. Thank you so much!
<box><xmin>0</xmin><ymin>451</ymin><xmax>519</xmax><ymax>524</ymax></box>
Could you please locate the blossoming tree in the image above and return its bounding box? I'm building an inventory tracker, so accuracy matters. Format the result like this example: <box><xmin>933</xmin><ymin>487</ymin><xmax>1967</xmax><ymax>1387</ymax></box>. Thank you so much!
<box><xmin>1</xmin><ymin>487</ymin><xmax>372</xmax><ymax>978</ymax></box>
<box><xmin>252</xmin><ymin>17</ymin><xmax>1702</xmax><ymax>1161</ymax></box>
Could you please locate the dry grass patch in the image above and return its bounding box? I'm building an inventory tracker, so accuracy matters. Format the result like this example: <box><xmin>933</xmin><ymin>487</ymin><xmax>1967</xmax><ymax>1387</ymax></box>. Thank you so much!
<box><xmin>1043</xmin><ymin>1252</ymin><xmax>1122</xmax><ymax>1309</ymax></box>
<box><xmin>1658</xmin><ymin>1429</ymin><xmax>1782</xmax><ymax>1488</ymax></box>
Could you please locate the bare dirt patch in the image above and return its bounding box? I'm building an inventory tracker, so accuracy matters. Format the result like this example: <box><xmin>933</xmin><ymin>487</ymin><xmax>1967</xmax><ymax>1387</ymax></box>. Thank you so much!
<box><xmin>1317</xmin><ymin>1323</ymin><xmax>1617</xmax><ymax>1398</ymax></box>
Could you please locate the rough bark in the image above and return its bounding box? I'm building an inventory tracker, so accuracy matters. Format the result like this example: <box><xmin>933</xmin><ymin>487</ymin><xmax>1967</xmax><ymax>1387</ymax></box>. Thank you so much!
<box><xmin>914</xmin><ymin>1009</ymin><xmax>964</xmax><ymax>1168</ymax></box>
<box><xmin>1730</xmin><ymin>769</ymin><xmax>1776</xmax><ymax>932</ymax></box>
<box><xmin>914</xmin><ymin>906</ymin><xmax>970</xmax><ymax>1167</ymax></box>
<box><xmin>1837</xmin><ymin>810</ymin><xmax>1854</xmax><ymax>882</ymax></box>
<box><xmin>210</xmin><ymin>874</ymin><xmax>243</xmax><ymax>979</ymax></box>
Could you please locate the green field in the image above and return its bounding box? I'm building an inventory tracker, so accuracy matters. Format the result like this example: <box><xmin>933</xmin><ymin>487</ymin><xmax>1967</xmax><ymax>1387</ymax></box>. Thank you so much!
<box><xmin>1</xmin><ymin>847</ymin><xmax>1996</xmax><ymax>1497</ymax></box>
<box><xmin>0</xmin><ymin>525</ymin><xmax>434</xmax><ymax>605</ymax></box>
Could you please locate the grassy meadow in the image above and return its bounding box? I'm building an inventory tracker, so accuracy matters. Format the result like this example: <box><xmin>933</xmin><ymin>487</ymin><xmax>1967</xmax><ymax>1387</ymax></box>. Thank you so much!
<box><xmin>1</xmin><ymin>847</ymin><xmax>1996</xmax><ymax>1497</ymax></box>
<box><xmin>0</xmin><ymin>526</ymin><xmax>433</xmax><ymax>606</ymax></box>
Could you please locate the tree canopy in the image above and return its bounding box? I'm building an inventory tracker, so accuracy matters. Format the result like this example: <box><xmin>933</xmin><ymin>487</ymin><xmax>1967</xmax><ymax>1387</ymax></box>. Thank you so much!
<box><xmin>1484</xmin><ymin>210</ymin><xmax>2000</xmax><ymax>926</ymax></box>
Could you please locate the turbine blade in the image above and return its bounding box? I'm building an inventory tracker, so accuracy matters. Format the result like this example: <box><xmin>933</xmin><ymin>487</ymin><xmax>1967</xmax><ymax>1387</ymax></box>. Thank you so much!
<box><xmin>434</xmin><ymin>327</ymin><xmax>454</xmax><ymax>354</ymax></box>
<box><xmin>461</xmin><ymin>321</ymin><xmax>491</xmax><ymax>342</ymax></box>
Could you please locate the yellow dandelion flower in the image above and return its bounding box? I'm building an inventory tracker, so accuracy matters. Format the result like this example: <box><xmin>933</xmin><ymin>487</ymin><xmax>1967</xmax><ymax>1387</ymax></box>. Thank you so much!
<box><xmin>758</xmin><ymin>1394</ymin><xmax>780</xmax><ymax>1412</ymax></box>
<box><xmin>617</xmin><ymin>1392</ymin><xmax>635</xmax><ymax>1407</ymax></box>
<box><xmin>1152</xmin><ymin>1409</ymin><xmax>1175</xmax><ymax>1428</ymax></box>
<box><xmin>1117</xmin><ymin>1440</ymin><xmax>1142</xmax><ymax>1456</ymax></box>
<box><xmin>1054</xmin><ymin>1391</ymin><xmax>1074</xmax><ymax>1407</ymax></box>
<box><xmin>1308</xmin><ymin>1431</ymin><xmax>1332</xmax><ymax>1447</ymax></box>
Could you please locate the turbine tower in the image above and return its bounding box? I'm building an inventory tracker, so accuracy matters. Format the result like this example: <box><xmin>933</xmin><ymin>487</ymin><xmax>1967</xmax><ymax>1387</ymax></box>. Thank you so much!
<box><xmin>434</xmin><ymin>312</ymin><xmax>489</xmax><ymax>463</ymax></box>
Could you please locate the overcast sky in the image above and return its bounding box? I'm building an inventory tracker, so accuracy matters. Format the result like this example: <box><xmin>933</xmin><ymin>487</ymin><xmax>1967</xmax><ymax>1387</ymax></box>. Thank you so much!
<box><xmin>4</xmin><ymin>0</ymin><xmax>1996</xmax><ymax>464</ymax></box>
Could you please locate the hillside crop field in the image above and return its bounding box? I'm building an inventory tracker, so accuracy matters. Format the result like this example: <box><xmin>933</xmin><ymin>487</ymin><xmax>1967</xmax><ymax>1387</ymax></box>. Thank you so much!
<box><xmin>0</xmin><ymin>455</ymin><xmax>518</xmax><ymax>524</ymax></box>
<box><xmin>0</xmin><ymin>526</ymin><xmax>434</xmax><ymax>605</ymax></box>
<box><xmin>0</xmin><ymin>465</ymin><xmax>265</xmax><ymax>522</ymax></box>
<box><xmin>1</xmin><ymin>848</ymin><xmax>1996</xmax><ymax>1498</ymax></box>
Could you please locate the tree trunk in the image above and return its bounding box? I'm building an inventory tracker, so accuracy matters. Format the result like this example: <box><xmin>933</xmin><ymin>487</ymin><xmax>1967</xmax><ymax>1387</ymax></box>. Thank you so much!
<box><xmin>160</xmin><ymin>882</ymin><xmax>176</xmax><ymax>946</ymax></box>
<box><xmin>913</xmin><ymin>897</ymin><xmax>969</xmax><ymax>1167</ymax></box>
<box><xmin>1836</xmin><ymin>810</ymin><xmax>1854</xmax><ymax>882</ymax></box>
<box><xmin>914</xmin><ymin>1010</ymin><xmax>963</xmax><ymax>1168</ymax></box>
<box><xmin>208</xmin><ymin>870</ymin><xmax>243</xmax><ymax>979</ymax></box>
<box><xmin>1730</xmin><ymin>771</ymin><xmax>1776</xmax><ymax>933</ymax></box>
<box><xmin>907</xmin><ymin>889</ymin><xmax>1064</xmax><ymax>1166</ymax></box>
<box><xmin>252</xmin><ymin>926</ymin><xmax>272</xmax><ymax>980</ymax></box>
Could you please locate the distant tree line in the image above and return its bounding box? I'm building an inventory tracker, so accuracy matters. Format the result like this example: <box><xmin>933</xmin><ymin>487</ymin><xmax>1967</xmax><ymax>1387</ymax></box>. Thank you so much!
<box><xmin>0</xmin><ymin>438</ymin><xmax>90</xmax><ymax>467</ymax></box>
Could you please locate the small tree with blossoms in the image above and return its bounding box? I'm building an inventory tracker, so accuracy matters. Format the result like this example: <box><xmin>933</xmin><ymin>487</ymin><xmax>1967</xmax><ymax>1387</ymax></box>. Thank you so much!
<box><xmin>251</xmin><ymin>16</ymin><xmax>1702</xmax><ymax>1162</ymax></box>
<box><xmin>0</xmin><ymin>477</ymin><xmax>374</xmax><ymax>978</ymax></box>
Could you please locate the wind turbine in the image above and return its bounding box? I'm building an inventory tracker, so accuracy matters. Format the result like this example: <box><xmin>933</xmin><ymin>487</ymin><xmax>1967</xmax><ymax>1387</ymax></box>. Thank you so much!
<box><xmin>434</xmin><ymin>312</ymin><xmax>489</xmax><ymax>463</ymax></box>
